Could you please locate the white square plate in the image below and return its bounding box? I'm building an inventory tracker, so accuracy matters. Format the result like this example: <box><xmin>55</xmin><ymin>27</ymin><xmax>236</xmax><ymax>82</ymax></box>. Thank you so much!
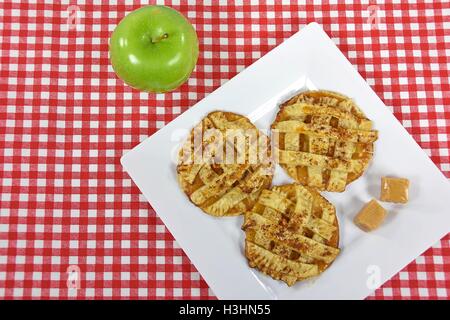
<box><xmin>121</xmin><ymin>23</ymin><xmax>450</xmax><ymax>299</ymax></box>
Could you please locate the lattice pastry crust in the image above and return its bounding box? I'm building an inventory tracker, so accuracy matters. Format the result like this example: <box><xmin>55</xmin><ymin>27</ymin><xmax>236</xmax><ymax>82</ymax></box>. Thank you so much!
<box><xmin>272</xmin><ymin>90</ymin><xmax>378</xmax><ymax>192</ymax></box>
<box><xmin>177</xmin><ymin>111</ymin><xmax>274</xmax><ymax>217</ymax></box>
<box><xmin>242</xmin><ymin>183</ymin><xmax>340</xmax><ymax>286</ymax></box>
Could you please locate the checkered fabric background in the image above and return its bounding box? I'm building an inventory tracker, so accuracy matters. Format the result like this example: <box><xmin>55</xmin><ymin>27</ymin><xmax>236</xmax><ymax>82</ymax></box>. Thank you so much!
<box><xmin>0</xmin><ymin>0</ymin><xmax>448</xmax><ymax>299</ymax></box>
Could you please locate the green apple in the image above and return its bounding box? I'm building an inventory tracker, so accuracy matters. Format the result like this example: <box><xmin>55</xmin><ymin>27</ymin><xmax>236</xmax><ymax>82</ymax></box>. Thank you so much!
<box><xmin>109</xmin><ymin>5</ymin><xmax>199</xmax><ymax>93</ymax></box>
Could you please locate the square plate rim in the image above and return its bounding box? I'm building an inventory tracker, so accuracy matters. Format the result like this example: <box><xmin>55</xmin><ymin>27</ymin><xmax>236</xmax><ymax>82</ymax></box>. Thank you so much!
<box><xmin>120</xmin><ymin>22</ymin><xmax>450</xmax><ymax>300</ymax></box>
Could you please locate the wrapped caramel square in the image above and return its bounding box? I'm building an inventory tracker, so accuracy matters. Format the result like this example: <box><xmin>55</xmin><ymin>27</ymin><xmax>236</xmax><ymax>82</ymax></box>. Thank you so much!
<box><xmin>354</xmin><ymin>199</ymin><xmax>387</xmax><ymax>232</ymax></box>
<box><xmin>380</xmin><ymin>177</ymin><xmax>410</xmax><ymax>204</ymax></box>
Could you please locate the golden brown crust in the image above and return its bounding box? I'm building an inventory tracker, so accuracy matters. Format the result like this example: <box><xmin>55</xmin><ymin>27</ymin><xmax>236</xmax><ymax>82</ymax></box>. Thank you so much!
<box><xmin>242</xmin><ymin>183</ymin><xmax>340</xmax><ymax>286</ymax></box>
<box><xmin>177</xmin><ymin>111</ymin><xmax>274</xmax><ymax>217</ymax></box>
<box><xmin>272</xmin><ymin>90</ymin><xmax>378</xmax><ymax>192</ymax></box>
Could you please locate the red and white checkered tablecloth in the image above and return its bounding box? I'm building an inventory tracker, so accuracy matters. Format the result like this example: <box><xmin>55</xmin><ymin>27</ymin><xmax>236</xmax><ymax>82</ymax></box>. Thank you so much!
<box><xmin>0</xmin><ymin>0</ymin><xmax>448</xmax><ymax>300</ymax></box>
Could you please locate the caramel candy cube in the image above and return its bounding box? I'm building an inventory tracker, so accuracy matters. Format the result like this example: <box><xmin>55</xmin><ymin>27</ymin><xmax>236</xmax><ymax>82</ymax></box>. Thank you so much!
<box><xmin>380</xmin><ymin>177</ymin><xmax>410</xmax><ymax>204</ymax></box>
<box><xmin>354</xmin><ymin>199</ymin><xmax>387</xmax><ymax>232</ymax></box>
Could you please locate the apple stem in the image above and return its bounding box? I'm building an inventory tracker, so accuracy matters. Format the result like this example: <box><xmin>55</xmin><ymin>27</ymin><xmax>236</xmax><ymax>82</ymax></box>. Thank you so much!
<box><xmin>151</xmin><ymin>33</ymin><xmax>168</xmax><ymax>44</ymax></box>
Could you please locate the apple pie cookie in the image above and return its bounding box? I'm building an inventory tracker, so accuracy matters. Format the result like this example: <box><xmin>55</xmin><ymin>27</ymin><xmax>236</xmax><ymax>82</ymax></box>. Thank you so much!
<box><xmin>272</xmin><ymin>90</ymin><xmax>378</xmax><ymax>192</ymax></box>
<box><xmin>177</xmin><ymin>111</ymin><xmax>274</xmax><ymax>217</ymax></box>
<box><xmin>242</xmin><ymin>183</ymin><xmax>340</xmax><ymax>286</ymax></box>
